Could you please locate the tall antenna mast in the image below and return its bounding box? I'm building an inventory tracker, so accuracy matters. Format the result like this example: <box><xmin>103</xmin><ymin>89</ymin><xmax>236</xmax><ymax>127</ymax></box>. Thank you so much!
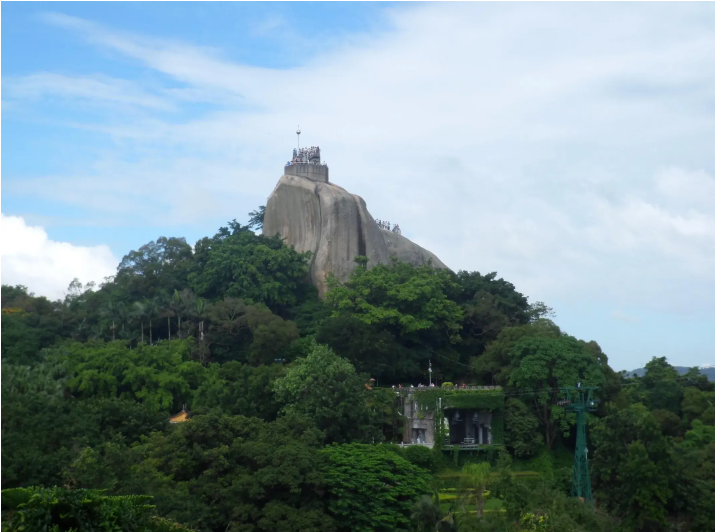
<box><xmin>296</xmin><ymin>126</ymin><xmax>301</xmax><ymax>150</ymax></box>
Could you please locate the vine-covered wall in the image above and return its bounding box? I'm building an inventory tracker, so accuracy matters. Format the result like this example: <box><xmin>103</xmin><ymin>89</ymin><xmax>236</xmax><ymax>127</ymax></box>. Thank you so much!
<box><xmin>400</xmin><ymin>388</ymin><xmax>505</xmax><ymax>413</ymax></box>
<box><xmin>396</xmin><ymin>388</ymin><xmax>505</xmax><ymax>450</ymax></box>
<box><xmin>490</xmin><ymin>410</ymin><xmax>504</xmax><ymax>444</ymax></box>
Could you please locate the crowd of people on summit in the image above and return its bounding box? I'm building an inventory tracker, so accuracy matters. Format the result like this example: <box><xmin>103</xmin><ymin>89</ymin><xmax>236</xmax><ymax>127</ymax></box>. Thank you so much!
<box><xmin>376</xmin><ymin>219</ymin><xmax>401</xmax><ymax>235</ymax></box>
<box><xmin>287</xmin><ymin>146</ymin><xmax>323</xmax><ymax>165</ymax></box>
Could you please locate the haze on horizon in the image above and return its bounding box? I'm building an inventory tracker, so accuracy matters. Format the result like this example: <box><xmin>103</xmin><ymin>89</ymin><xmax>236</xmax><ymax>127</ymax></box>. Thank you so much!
<box><xmin>2</xmin><ymin>2</ymin><xmax>714</xmax><ymax>371</ymax></box>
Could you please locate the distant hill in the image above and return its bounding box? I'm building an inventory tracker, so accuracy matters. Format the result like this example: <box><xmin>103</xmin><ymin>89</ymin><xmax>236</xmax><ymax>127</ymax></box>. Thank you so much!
<box><xmin>626</xmin><ymin>365</ymin><xmax>715</xmax><ymax>381</ymax></box>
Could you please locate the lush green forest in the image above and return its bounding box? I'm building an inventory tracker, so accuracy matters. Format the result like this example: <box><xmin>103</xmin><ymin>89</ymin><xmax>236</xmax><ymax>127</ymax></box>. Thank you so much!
<box><xmin>2</xmin><ymin>217</ymin><xmax>714</xmax><ymax>531</ymax></box>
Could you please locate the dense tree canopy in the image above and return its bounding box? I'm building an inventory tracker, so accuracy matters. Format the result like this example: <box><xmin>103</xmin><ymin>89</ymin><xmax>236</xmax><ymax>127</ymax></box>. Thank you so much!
<box><xmin>273</xmin><ymin>342</ymin><xmax>380</xmax><ymax>444</ymax></box>
<box><xmin>321</xmin><ymin>443</ymin><xmax>431</xmax><ymax>532</ymax></box>
<box><xmin>3</xmin><ymin>212</ymin><xmax>713</xmax><ymax>532</ymax></box>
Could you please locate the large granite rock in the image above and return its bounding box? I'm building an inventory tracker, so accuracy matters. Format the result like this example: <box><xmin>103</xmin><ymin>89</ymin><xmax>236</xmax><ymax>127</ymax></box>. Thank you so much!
<box><xmin>381</xmin><ymin>229</ymin><xmax>448</xmax><ymax>269</ymax></box>
<box><xmin>263</xmin><ymin>173</ymin><xmax>449</xmax><ymax>296</ymax></box>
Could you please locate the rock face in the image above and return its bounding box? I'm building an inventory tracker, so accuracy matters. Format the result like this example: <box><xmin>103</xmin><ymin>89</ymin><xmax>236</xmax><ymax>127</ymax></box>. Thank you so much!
<box><xmin>381</xmin><ymin>229</ymin><xmax>448</xmax><ymax>269</ymax></box>
<box><xmin>263</xmin><ymin>172</ymin><xmax>449</xmax><ymax>296</ymax></box>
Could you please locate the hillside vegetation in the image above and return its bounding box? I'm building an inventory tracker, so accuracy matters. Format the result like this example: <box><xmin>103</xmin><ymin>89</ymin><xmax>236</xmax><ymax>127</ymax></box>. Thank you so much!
<box><xmin>2</xmin><ymin>215</ymin><xmax>714</xmax><ymax>531</ymax></box>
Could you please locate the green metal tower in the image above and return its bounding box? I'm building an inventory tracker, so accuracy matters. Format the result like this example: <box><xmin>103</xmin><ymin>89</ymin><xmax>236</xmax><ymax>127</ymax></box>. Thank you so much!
<box><xmin>560</xmin><ymin>386</ymin><xmax>598</xmax><ymax>503</ymax></box>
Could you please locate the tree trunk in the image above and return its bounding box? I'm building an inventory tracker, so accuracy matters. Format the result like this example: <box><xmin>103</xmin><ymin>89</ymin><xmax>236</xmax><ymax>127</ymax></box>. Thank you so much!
<box><xmin>112</xmin><ymin>319</ymin><xmax>115</xmax><ymax>341</ymax></box>
<box><xmin>149</xmin><ymin>319</ymin><xmax>153</xmax><ymax>345</ymax></box>
<box><xmin>141</xmin><ymin>321</ymin><xmax>144</xmax><ymax>344</ymax></box>
<box><xmin>168</xmin><ymin>315</ymin><xmax>171</xmax><ymax>341</ymax></box>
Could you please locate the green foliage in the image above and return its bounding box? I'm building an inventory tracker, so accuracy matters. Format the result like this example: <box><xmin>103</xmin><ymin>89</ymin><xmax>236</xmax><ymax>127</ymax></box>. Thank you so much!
<box><xmin>491</xmin><ymin>410</ymin><xmax>505</xmax><ymax>446</ymax></box>
<box><xmin>459</xmin><ymin>462</ymin><xmax>491</xmax><ymax>516</ymax></box>
<box><xmin>129</xmin><ymin>413</ymin><xmax>333</xmax><ymax>532</ymax></box>
<box><xmin>60</xmin><ymin>340</ymin><xmax>205</xmax><ymax>411</ymax></box>
<box><xmin>9</xmin><ymin>211</ymin><xmax>711</xmax><ymax>531</ymax></box>
<box><xmin>326</xmin><ymin>261</ymin><xmax>464</xmax><ymax>344</ymax></box>
<box><xmin>189</xmin><ymin>223</ymin><xmax>311</xmax><ymax>310</ymax></box>
<box><xmin>247</xmin><ymin>205</ymin><xmax>266</xmax><ymax>230</ymax></box>
<box><xmin>681</xmin><ymin>419</ymin><xmax>715</xmax><ymax>449</ymax></box>
<box><xmin>116</xmin><ymin>237</ymin><xmax>194</xmax><ymax>300</ymax></box>
<box><xmin>681</xmin><ymin>386</ymin><xmax>715</xmax><ymax>425</ymax></box>
<box><xmin>192</xmin><ymin>361</ymin><xmax>284</xmax><ymax>420</ymax></box>
<box><xmin>509</xmin><ymin>335</ymin><xmax>605</xmax><ymax>449</ymax></box>
<box><xmin>404</xmin><ymin>388</ymin><xmax>505</xmax><ymax>412</ymax></box>
<box><xmin>1</xmin><ymin>285</ymin><xmax>67</xmax><ymax>364</ymax></box>
<box><xmin>273</xmin><ymin>342</ymin><xmax>379</xmax><ymax>444</ymax></box>
<box><xmin>505</xmin><ymin>398</ymin><xmax>543</xmax><ymax>457</ymax></box>
<box><xmin>627</xmin><ymin>357</ymin><xmax>683</xmax><ymax>414</ymax></box>
<box><xmin>317</xmin><ymin>315</ymin><xmax>407</xmax><ymax>379</ymax></box>
<box><xmin>245</xmin><ymin>304</ymin><xmax>300</xmax><ymax>365</ymax></box>
<box><xmin>1</xmin><ymin>486</ymin><xmax>193</xmax><ymax>531</ymax></box>
<box><xmin>1</xmin><ymin>387</ymin><xmax>167</xmax><ymax>490</ymax></box>
<box><xmin>1</xmin><ymin>360</ymin><xmax>67</xmax><ymax>398</ymax></box>
<box><xmin>591</xmin><ymin>404</ymin><xmax>671</xmax><ymax>531</ymax></box>
<box><xmin>452</xmin><ymin>271</ymin><xmax>533</xmax><ymax>367</ymax></box>
<box><xmin>403</xmin><ymin>445</ymin><xmax>438</xmax><ymax>472</ymax></box>
<box><xmin>410</xmin><ymin>494</ymin><xmax>446</xmax><ymax>532</ymax></box>
<box><xmin>651</xmin><ymin>408</ymin><xmax>681</xmax><ymax>437</ymax></box>
<box><xmin>290</xmin><ymin>295</ymin><xmax>330</xmax><ymax>336</ymax></box>
<box><xmin>670</xmin><ymin>439</ymin><xmax>715</xmax><ymax>532</ymax></box>
<box><xmin>321</xmin><ymin>443</ymin><xmax>431</xmax><ymax>532</ymax></box>
<box><xmin>471</xmin><ymin>320</ymin><xmax>561</xmax><ymax>386</ymax></box>
<box><xmin>488</xmin><ymin>452</ymin><xmax>610</xmax><ymax>532</ymax></box>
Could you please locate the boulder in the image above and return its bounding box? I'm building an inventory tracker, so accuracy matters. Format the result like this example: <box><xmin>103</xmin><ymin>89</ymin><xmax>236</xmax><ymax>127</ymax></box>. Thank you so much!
<box><xmin>263</xmin><ymin>173</ymin><xmax>449</xmax><ymax>296</ymax></box>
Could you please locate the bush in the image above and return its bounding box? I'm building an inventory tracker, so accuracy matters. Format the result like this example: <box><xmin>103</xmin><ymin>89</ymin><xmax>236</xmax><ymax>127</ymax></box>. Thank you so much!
<box><xmin>441</xmin><ymin>382</ymin><xmax>454</xmax><ymax>388</ymax></box>
<box><xmin>381</xmin><ymin>443</ymin><xmax>405</xmax><ymax>456</ymax></box>
<box><xmin>322</xmin><ymin>443</ymin><xmax>431</xmax><ymax>532</ymax></box>
<box><xmin>404</xmin><ymin>444</ymin><xmax>437</xmax><ymax>472</ymax></box>
<box><xmin>1</xmin><ymin>486</ymin><xmax>193</xmax><ymax>531</ymax></box>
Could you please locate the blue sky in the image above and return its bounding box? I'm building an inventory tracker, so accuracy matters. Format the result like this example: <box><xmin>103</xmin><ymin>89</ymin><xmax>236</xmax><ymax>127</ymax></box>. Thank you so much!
<box><xmin>2</xmin><ymin>2</ymin><xmax>715</xmax><ymax>371</ymax></box>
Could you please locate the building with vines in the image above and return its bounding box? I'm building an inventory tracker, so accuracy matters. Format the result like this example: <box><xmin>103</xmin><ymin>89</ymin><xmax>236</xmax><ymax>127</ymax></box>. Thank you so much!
<box><xmin>398</xmin><ymin>386</ymin><xmax>505</xmax><ymax>453</ymax></box>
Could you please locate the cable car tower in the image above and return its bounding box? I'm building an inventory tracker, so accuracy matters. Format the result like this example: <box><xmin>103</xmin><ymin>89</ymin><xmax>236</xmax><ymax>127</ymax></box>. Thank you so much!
<box><xmin>558</xmin><ymin>385</ymin><xmax>598</xmax><ymax>504</ymax></box>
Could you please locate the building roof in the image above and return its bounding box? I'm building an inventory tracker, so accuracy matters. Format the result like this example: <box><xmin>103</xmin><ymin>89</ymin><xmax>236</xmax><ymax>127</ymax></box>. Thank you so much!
<box><xmin>169</xmin><ymin>406</ymin><xmax>191</xmax><ymax>423</ymax></box>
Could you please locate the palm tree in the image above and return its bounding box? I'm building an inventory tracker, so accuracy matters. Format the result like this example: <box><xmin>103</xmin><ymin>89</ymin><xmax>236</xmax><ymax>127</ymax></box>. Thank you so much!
<box><xmin>194</xmin><ymin>297</ymin><xmax>207</xmax><ymax>342</ymax></box>
<box><xmin>460</xmin><ymin>462</ymin><xmax>491</xmax><ymax>517</ymax></box>
<box><xmin>156</xmin><ymin>292</ymin><xmax>174</xmax><ymax>341</ymax></box>
<box><xmin>133</xmin><ymin>299</ymin><xmax>159</xmax><ymax>345</ymax></box>
<box><xmin>145</xmin><ymin>298</ymin><xmax>160</xmax><ymax>344</ymax></box>
<box><xmin>99</xmin><ymin>300</ymin><xmax>125</xmax><ymax>341</ymax></box>
<box><xmin>411</xmin><ymin>494</ymin><xmax>442</xmax><ymax>532</ymax></box>
<box><xmin>172</xmin><ymin>289</ymin><xmax>183</xmax><ymax>338</ymax></box>
<box><xmin>133</xmin><ymin>301</ymin><xmax>148</xmax><ymax>344</ymax></box>
<box><xmin>172</xmin><ymin>288</ymin><xmax>196</xmax><ymax>339</ymax></box>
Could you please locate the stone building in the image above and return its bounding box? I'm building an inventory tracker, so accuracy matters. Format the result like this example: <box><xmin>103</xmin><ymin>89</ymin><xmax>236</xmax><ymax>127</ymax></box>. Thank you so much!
<box><xmin>398</xmin><ymin>387</ymin><xmax>504</xmax><ymax>452</ymax></box>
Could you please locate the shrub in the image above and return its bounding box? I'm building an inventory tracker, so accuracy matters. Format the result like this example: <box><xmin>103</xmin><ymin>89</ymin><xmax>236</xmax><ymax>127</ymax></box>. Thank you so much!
<box><xmin>404</xmin><ymin>444</ymin><xmax>437</xmax><ymax>472</ymax></box>
<box><xmin>381</xmin><ymin>443</ymin><xmax>405</xmax><ymax>456</ymax></box>
<box><xmin>322</xmin><ymin>443</ymin><xmax>431</xmax><ymax>532</ymax></box>
<box><xmin>1</xmin><ymin>486</ymin><xmax>193</xmax><ymax>531</ymax></box>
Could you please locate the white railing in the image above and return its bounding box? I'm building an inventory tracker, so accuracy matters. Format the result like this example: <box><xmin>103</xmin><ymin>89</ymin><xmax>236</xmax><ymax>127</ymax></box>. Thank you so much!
<box><xmin>400</xmin><ymin>441</ymin><xmax>435</xmax><ymax>449</ymax></box>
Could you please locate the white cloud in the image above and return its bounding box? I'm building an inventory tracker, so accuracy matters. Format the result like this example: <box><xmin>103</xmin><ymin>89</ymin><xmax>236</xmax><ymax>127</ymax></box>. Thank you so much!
<box><xmin>655</xmin><ymin>166</ymin><xmax>715</xmax><ymax>210</ymax></box>
<box><xmin>4</xmin><ymin>73</ymin><xmax>174</xmax><ymax>111</ymax></box>
<box><xmin>6</xmin><ymin>3</ymin><xmax>715</xmax><ymax>327</ymax></box>
<box><xmin>0</xmin><ymin>214</ymin><xmax>119</xmax><ymax>301</ymax></box>
<box><xmin>611</xmin><ymin>310</ymin><xmax>641</xmax><ymax>324</ymax></box>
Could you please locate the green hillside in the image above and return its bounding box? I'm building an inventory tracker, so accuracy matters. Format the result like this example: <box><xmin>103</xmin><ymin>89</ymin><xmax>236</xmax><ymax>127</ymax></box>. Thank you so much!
<box><xmin>2</xmin><ymin>214</ymin><xmax>714</xmax><ymax>532</ymax></box>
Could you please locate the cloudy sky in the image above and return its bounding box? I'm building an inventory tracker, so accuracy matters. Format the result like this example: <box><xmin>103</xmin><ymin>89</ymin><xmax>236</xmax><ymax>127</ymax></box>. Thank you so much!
<box><xmin>2</xmin><ymin>2</ymin><xmax>714</xmax><ymax>371</ymax></box>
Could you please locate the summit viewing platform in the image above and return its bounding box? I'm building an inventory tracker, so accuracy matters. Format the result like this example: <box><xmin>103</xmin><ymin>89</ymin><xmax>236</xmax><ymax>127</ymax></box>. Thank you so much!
<box><xmin>285</xmin><ymin>145</ymin><xmax>329</xmax><ymax>183</ymax></box>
